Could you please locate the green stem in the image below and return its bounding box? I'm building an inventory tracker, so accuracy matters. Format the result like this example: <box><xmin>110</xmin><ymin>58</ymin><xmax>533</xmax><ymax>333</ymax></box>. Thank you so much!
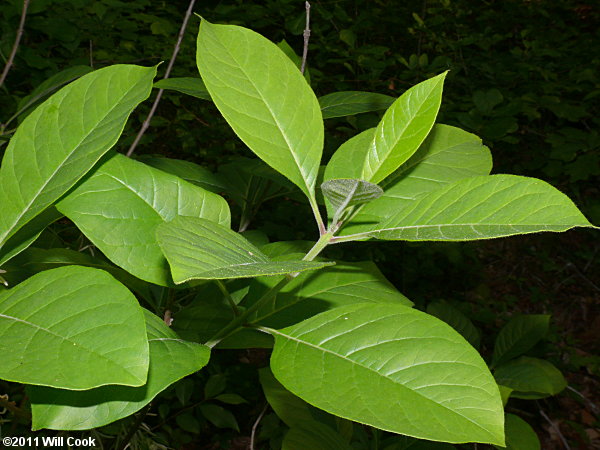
<box><xmin>205</xmin><ymin>232</ymin><xmax>335</xmax><ymax>348</ymax></box>
<box><xmin>309</xmin><ymin>195</ymin><xmax>326</xmax><ymax>236</ymax></box>
<box><xmin>216</xmin><ymin>280</ymin><xmax>240</xmax><ymax>316</ymax></box>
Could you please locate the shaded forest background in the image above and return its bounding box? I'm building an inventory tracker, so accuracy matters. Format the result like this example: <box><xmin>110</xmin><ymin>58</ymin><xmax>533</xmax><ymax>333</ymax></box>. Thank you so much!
<box><xmin>1</xmin><ymin>0</ymin><xmax>599</xmax><ymax>448</ymax></box>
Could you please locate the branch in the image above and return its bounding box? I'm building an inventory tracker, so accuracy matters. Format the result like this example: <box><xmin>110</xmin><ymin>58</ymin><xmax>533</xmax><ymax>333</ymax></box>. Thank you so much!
<box><xmin>300</xmin><ymin>1</ymin><xmax>311</xmax><ymax>74</ymax></box>
<box><xmin>0</xmin><ymin>0</ymin><xmax>31</xmax><ymax>88</ymax></box>
<box><xmin>126</xmin><ymin>0</ymin><xmax>198</xmax><ymax>157</ymax></box>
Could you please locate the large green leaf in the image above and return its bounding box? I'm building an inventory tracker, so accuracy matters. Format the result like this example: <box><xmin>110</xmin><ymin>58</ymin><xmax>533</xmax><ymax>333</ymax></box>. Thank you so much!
<box><xmin>0</xmin><ymin>64</ymin><xmax>156</xmax><ymax>250</ymax></box>
<box><xmin>244</xmin><ymin>261</ymin><xmax>412</xmax><ymax>329</ymax></box>
<box><xmin>324</xmin><ymin>73</ymin><xmax>447</xmax><ymax>184</ymax></box>
<box><xmin>494</xmin><ymin>356</ymin><xmax>566</xmax><ymax>399</ymax></box>
<box><xmin>319</xmin><ymin>91</ymin><xmax>395</xmax><ymax>119</ymax></box>
<box><xmin>283</xmin><ymin>424</ymin><xmax>353</xmax><ymax>450</ymax></box>
<box><xmin>29</xmin><ymin>310</ymin><xmax>210</xmax><ymax>430</ymax></box>
<box><xmin>0</xmin><ymin>266</ymin><xmax>148</xmax><ymax>390</ymax></box>
<box><xmin>492</xmin><ymin>315</ymin><xmax>550</xmax><ymax>368</ymax></box>
<box><xmin>268</xmin><ymin>303</ymin><xmax>504</xmax><ymax>445</ymax></box>
<box><xmin>157</xmin><ymin>216</ymin><xmax>332</xmax><ymax>282</ymax></box>
<box><xmin>324</xmin><ymin>128</ymin><xmax>375</xmax><ymax>181</ymax></box>
<box><xmin>57</xmin><ymin>154</ymin><xmax>230</xmax><ymax>286</ymax></box>
<box><xmin>341</xmin><ymin>175</ymin><xmax>594</xmax><ymax>241</ymax></box>
<box><xmin>340</xmin><ymin>124</ymin><xmax>492</xmax><ymax>234</ymax></box>
<box><xmin>196</xmin><ymin>20</ymin><xmax>323</xmax><ymax>201</ymax></box>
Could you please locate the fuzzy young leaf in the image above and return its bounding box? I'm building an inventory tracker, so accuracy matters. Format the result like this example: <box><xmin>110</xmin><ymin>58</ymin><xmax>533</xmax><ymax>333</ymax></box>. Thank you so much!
<box><xmin>0</xmin><ymin>266</ymin><xmax>148</xmax><ymax>390</ymax></box>
<box><xmin>57</xmin><ymin>154</ymin><xmax>230</xmax><ymax>286</ymax></box>
<box><xmin>321</xmin><ymin>178</ymin><xmax>383</xmax><ymax>222</ymax></box>
<box><xmin>0</xmin><ymin>64</ymin><xmax>156</xmax><ymax>250</ymax></box>
<box><xmin>492</xmin><ymin>315</ymin><xmax>550</xmax><ymax>367</ymax></box>
<box><xmin>157</xmin><ymin>216</ymin><xmax>333</xmax><ymax>282</ymax></box>
<box><xmin>197</xmin><ymin>20</ymin><xmax>323</xmax><ymax>203</ymax></box>
<box><xmin>319</xmin><ymin>91</ymin><xmax>395</xmax><ymax>119</ymax></box>
<box><xmin>29</xmin><ymin>310</ymin><xmax>210</xmax><ymax>430</ymax></box>
<box><xmin>268</xmin><ymin>303</ymin><xmax>505</xmax><ymax>445</ymax></box>
<box><xmin>344</xmin><ymin>175</ymin><xmax>594</xmax><ymax>241</ymax></box>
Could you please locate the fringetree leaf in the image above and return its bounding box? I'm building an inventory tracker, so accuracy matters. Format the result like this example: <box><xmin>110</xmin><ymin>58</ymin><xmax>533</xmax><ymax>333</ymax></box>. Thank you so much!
<box><xmin>319</xmin><ymin>91</ymin><xmax>395</xmax><ymax>119</ymax></box>
<box><xmin>325</xmin><ymin>128</ymin><xmax>375</xmax><ymax>181</ymax></box>
<box><xmin>0</xmin><ymin>64</ymin><xmax>156</xmax><ymax>251</ymax></box>
<box><xmin>244</xmin><ymin>261</ymin><xmax>413</xmax><ymax>329</ymax></box>
<box><xmin>137</xmin><ymin>155</ymin><xmax>226</xmax><ymax>193</ymax></box>
<box><xmin>29</xmin><ymin>310</ymin><xmax>210</xmax><ymax>430</ymax></box>
<box><xmin>321</xmin><ymin>178</ymin><xmax>383</xmax><ymax>222</ymax></box>
<box><xmin>277</xmin><ymin>39</ymin><xmax>311</xmax><ymax>83</ymax></box>
<box><xmin>494</xmin><ymin>414</ymin><xmax>541</xmax><ymax>450</ymax></box>
<box><xmin>154</xmin><ymin>77</ymin><xmax>210</xmax><ymax>100</ymax></box>
<box><xmin>0</xmin><ymin>266</ymin><xmax>148</xmax><ymax>390</ymax></box>
<box><xmin>268</xmin><ymin>303</ymin><xmax>505</xmax><ymax>445</ymax></box>
<box><xmin>344</xmin><ymin>175</ymin><xmax>594</xmax><ymax>241</ymax></box>
<box><xmin>492</xmin><ymin>315</ymin><xmax>550</xmax><ymax>368</ymax></box>
<box><xmin>157</xmin><ymin>216</ymin><xmax>333</xmax><ymax>282</ymax></box>
<box><xmin>340</xmin><ymin>125</ymin><xmax>492</xmax><ymax>235</ymax></box>
<box><xmin>494</xmin><ymin>356</ymin><xmax>567</xmax><ymax>399</ymax></box>
<box><xmin>197</xmin><ymin>20</ymin><xmax>323</xmax><ymax>203</ymax></box>
<box><xmin>57</xmin><ymin>154</ymin><xmax>230</xmax><ymax>286</ymax></box>
<box><xmin>325</xmin><ymin>72</ymin><xmax>447</xmax><ymax>184</ymax></box>
<box><xmin>199</xmin><ymin>403</ymin><xmax>239</xmax><ymax>431</ymax></box>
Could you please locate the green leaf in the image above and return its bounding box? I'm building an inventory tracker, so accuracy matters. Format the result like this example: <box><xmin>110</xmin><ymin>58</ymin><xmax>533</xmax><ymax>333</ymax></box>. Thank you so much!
<box><xmin>57</xmin><ymin>154</ymin><xmax>230</xmax><ymax>286</ymax></box>
<box><xmin>283</xmin><ymin>423</ymin><xmax>353</xmax><ymax>450</ymax></box>
<box><xmin>157</xmin><ymin>216</ymin><xmax>333</xmax><ymax>282</ymax></box>
<box><xmin>494</xmin><ymin>357</ymin><xmax>567</xmax><ymax>399</ymax></box>
<box><xmin>268</xmin><ymin>303</ymin><xmax>504</xmax><ymax>445</ymax></box>
<box><xmin>426</xmin><ymin>300</ymin><xmax>481</xmax><ymax>349</ymax></box>
<box><xmin>0</xmin><ymin>266</ymin><xmax>148</xmax><ymax>390</ymax></box>
<box><xmin>277</xmin><ymin>39</ymin><xmax>311</xmax><ymax>83</ymax></box>
<box><xmin>0</xmin><ymin>207</ymin><xmax>63</xmax><ymax>267</ymax></box>
<box><xmin>340</xmin><ymin>124</ymin><xmax>492</xmax><ymax>235</ymax></box>
<box><xmin>29</xmin><ymin>309</ymin><xmax>210</xmax><ymax>430</ymax></box>
<box><xmin>494</xmin><ymin>414</ymin><xmax>540</xmax><ymax>450</ymax></box>
<box><xmin>344</xmin><ymin>175</ymin><xmax>594</xmax><ymax>241</ymax></box>
<box><xmin>199</xmin><ymin>403</ymin><xmax>239</xmax><ymax>431</ymax></box>
<box><xmin>492</xmin><ymin>315</ymin><xmax>550</xmax><ymax>368</ymax></box>
<box><xmin>197</xmin><ymin>20</ymin><xmax>323</xmax><ymax>201</ymax></box>
<box><xmin>324</xmin><ymin>128</ymin><xmax>376</xmax><ymax>181</ymax></box>
<box><xmin>325</xmin><ymin>72</ymin><xmax>447</xmax><ymax>184</ymax></box>
<box><xmin>245</xmin><ymin>261</ymin><xmax>413</xmax><ymax>329</ymax></box>
<box><xmin>137</xmin><ymin>155</ymin><xmax>226</xmax><ymax>193</ymax></box>
<box><xmin>0</xmin><ymin>64</ymin><xmax>157</xmax><ymax>250</ymax></box>
<box><xmin>154</xmin><ymin>77</ymin><xmax>210</xmax><ymax>100</ymax></box>
<box><xmin>1</xmin><ymin>247</ymin><xmax>153</xmax><ymax>301</ymax></box>
<box><xmin>321</xmin><ymin>178</ymin><xmax>383</xmax><ymax>223</ymax></box>
<box><xmin>214</xmin><ymin>393</ymin><xmax>247</xmax><ymax>405</ymax></box>
<box><xmin>319</xmin><ymin>91</ymin><xmax>395</xmax><ymax>119</ymax></box>
<box><xmin>14</xmin><ymin>66</ymin><xmax>93</xmax><ymax>123</ymax></box>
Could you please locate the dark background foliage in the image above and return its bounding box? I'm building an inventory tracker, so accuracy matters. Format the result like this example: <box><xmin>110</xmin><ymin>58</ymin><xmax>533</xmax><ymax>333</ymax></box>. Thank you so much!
<box><xmin>1</xmin><ymin>0</ymin><xmax>599</xmax><ymax>448</ymax></box>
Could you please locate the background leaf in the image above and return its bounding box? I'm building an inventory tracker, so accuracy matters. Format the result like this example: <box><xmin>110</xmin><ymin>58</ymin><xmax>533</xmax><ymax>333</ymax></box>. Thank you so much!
<box><xmin>319</xmin><ymin>91</ymin><xmax>395</xmax><ymax>119</ymax></box>
<box><xmin>154</xmin><ymin>77</ymin><xmax>210</xmax><ymax>100</ymax></box>
<box><xmin>0</xmin><ymin>266</ymin><xmax>148</xmax><ymax>390</ymax></box>
<box><xmin>29</xmin><ymin>309</ymin><xmax>210</xmax><ymax>430</ymax></box>
<box><xmin>494</xmin><ymin>356</ymin><xmax>567</xmax><ymax>399</ymax></box>
<box><xmin>426</xmin><ymin>300</ymin><xmax>481</xmax><ymax>349</ymax></box>
<box><xmin>269</xmin><ymin>303</ymin><xmax>504</xmax><ymax>445</ymax></box>
<box><xmin>494</xmin><ymin>414</ymin><xmax>541</xmax><ymax>450</ymax></box>
<box><xmin>57</xmin><ymin>153</ymin><xmax>230</xmax><ymax>286</ymax></box>
<box><xmin>492</xmin><ymin>315</ymin><xmax>550</xmax><ymax>367</ymax></box>
<box><xmin>0</xmin><ymin>64</ymin><xmax>156</xmax><ymax>250</ymax></box>
<box><xmin>197</xmin><ymin>20</ymin><xmax>323</xmax><ymax>201</ymax></box>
